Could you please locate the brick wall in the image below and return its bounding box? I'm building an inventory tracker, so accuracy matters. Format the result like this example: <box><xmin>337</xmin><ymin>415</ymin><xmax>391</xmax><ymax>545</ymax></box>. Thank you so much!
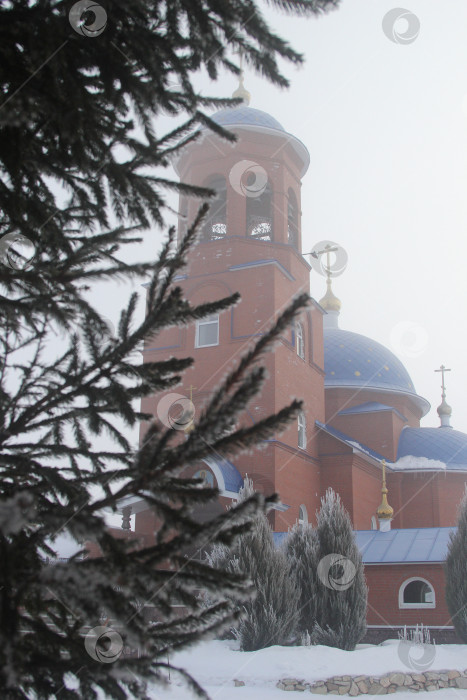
<box><xmin>365</xmin><ymin>563</ymin><xmax>452</xmax><ymax>629</ymax></box>
<box><xmin>325</xmin><ymin>388</ymin><xmax>422</xmax><ymax>428</ymax></box>
<box><xmin>331</xmin><ymin>409</ymin><xmax>406</xmax><ymax>461</ymax></box>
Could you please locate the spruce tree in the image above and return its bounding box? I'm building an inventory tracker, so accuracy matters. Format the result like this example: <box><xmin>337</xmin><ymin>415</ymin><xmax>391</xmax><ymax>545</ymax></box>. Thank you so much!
<box><xmin>0</xmin><ymin>0</ymin><xmax>338</xmax><ymax>324</ymax></box>
<box><xmin>312</xmin><ymin>489</ymin><xmax>367</xmax><ymax>650</ymax></box>
<box><xmin>0</xmin><ymin>225</ymin><xmax>309</xmax><ymax>700</ymax></box>
<box><xmin>445</xmin><ymin>487</ymin><xmax>467</xmax><ymax>642</ymax></box>
<box><xmin>0</xmin><ymin>1</ymin><xmax>342</xmax><ymax>696</ymax></box>
<box><xmin>286</xmin><ymin>522</ymin><xmax>319</xmax><ymax>641</ymax></box>
<box><xmin>208</xmin><ymin>478</ymin><xmax>300</xmax><ymax>651</ymax></box>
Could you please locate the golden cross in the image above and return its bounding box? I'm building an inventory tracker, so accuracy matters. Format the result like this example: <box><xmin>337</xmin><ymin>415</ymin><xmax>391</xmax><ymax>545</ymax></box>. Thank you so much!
<box><xmin>435</xmin><ymin>365</ymin><xmax>451</xmax><ymax>397</ymax></box>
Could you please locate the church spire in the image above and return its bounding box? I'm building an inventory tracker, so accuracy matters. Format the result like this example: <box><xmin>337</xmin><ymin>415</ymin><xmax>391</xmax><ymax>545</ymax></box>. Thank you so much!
<box><xmin>314</xmin><ymin>243</ymin><xmax>342</xmax><ymax>329</ymax></box>
<box><xmin>376</xmin><ymin>459</ymin><xmax>393</xmax><ymax>531</ymax></box>
<box><xmin>232</xmin><ymin>49</ymin><xmax>251</xmax><ymax>105</ymax></box>
<box><xmin>435</xmin><ymin>365</ymin><xmax>452</xmax><ymax>428</ymax></box>
<box><xmin>232</xmin><ymin>73</ymin><xmax>251</xmax><ymax>105</ymax></box>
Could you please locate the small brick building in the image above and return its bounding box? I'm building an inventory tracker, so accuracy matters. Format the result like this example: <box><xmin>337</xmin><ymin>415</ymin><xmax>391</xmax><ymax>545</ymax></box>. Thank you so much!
<box><xmin>119</xmin><ymin>88</ymin><xmax>467</xmax><ymax>642</ymax></box>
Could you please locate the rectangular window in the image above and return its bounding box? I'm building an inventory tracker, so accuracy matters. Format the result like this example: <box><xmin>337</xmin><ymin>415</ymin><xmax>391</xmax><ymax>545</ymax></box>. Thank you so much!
<box><xmin>298</xmin><ymin>412</ymin><xmax>306</xmax><ymax>449</ymax></box>
<box><xmin>196</xmin><ymin>314</ymin><xmax>219</xmax><ymax>348</ymax></box>
<box><xmin>296</xmin><ymin>322</ymin><xmax>305</xmax><ymax>359</ymax></box>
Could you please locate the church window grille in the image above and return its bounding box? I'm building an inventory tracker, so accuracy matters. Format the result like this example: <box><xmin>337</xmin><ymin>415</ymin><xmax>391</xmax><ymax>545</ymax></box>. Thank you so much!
<box><xmin>196</xmin><ymin>314</ymin><xmax>219</xmax><ymax>348</ymax></box>
<box><xmin>399</xmin><ymin>578</ymin><xmax>435</xmax><ymax>608</ymax></box>
<box><xmin>202</xmin><ymin>176</ymin><xmax>227</xmax><ymax>241</ymax></box>
<box><xmin>298</xmin><ymin>504</ymin><xmax>308</xmax><ymax>525</ymax></box>
<box><xmin>298</xmin><ymin>411</ymin><xmax>306</xmax><ymax>449</ymax></box>
<box><xmin>246</xmin><ymin>181</ymin><xmax>273</xmax><ymax>241</ymax></box>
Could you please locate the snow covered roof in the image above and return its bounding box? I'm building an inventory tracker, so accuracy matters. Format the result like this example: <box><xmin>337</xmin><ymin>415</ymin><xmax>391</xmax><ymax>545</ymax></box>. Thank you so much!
<box><xmin>397</xmin><ymin>427</ymin><xmax>467</xmax><ymax>471</ymax></box>
<box><xmin>390</xmin><ymin>455</ymin><xmax>447</xmax><ymax>471</ymax></box>
<box><xmin>274</xmin><ymin>527</ymin><xmax>455</xmax><ymax>564</ymax></box>
<box><xmin>317</xmin><ymin>422</ymin><xmax>462</xmax><ymax>473</ymax></box>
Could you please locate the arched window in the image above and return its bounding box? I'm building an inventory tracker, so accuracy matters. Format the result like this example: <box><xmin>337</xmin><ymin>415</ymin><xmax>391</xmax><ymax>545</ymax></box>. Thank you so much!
<box><xmin>287</xmin><ymin>188</ymin><xmax>299</xmax><ymax>249</ymax></box>
<box><xmin>399</xmin><ymin>578</ymin><xmax>436</xmax><ymax>608</ymax></box>
<box><xmin>298</xmin><ymin>411</ymin><xmax>306</xmax><ymax>449</ymax></box>
<box><xmin>371</xmin><ymin>516</ymin><xmax>377</xmax><ymax>530</ymax></box>
<box><xmin>203</xmin><ymin>175</ymin><xmax>227</xmax><ymax>241</ymax></box>
<box><xmin>298</xmin><ymin>504</ymin><xmax>308</xmax><ymax>525</ymax></box>
<box><xmin>296</xmin><ymin>322</ymin><xmax>305</xmax><ymax>359</ymax></box>
<box><xmin>247</xmin><ymin>182</ymin><xmax>273</xmax><ymax>241</ymax></box>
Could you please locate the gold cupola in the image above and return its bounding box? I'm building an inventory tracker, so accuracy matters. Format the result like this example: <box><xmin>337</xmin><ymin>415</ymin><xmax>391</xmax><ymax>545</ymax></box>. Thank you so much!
<box><xmin>376</xmin><ymin>460</ymin><xmax>393</xmax><ymax>531</ymax></box>
<box><xmin>315</xmin><ymin>243</ymin><xmax>342</xmax><ymax>329</ymax></box>
<box><xmin>319</xmin><ymin>277</ymin><xmax>342</xmax><ymax>313</ymax></box>
<box><xmin>232</xmin><ymin>73</ymin><xmax>251</xmax><ymax>105</ymax></box>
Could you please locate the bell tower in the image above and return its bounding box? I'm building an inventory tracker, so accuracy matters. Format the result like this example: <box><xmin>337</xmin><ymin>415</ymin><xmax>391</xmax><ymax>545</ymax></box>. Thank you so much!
<box><xmin>143</xmin><ymin>86</ymin><xmax>325</xmax><ymax>529</ymax></box>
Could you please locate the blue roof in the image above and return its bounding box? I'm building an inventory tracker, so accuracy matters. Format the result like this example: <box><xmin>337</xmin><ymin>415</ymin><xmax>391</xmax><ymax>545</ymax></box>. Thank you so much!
<box><xmin>275</xmin><ymin>528</ymin><xmax>455</xmax><ymax>563</ymax></box>
<box><xmin>397</xmin><ymin>427</ymin><xmax>467</xmax><ymax>470</ymax></box>
<box><xmin>355</xmin><ymin>527</ymin><xmax>455</xmax><ymax>564</ymax></box>
<box><xmin>316</xmin><ymin>420</ymin><xmax>388</xmax><ymax>463</ymax></box>
<box><xmin>203</xmin><ymin>456</ymin><xmax>244</xmax><ymax>493</ymax></box>
<box><xmin>338</xmin><ymin>402</ymin><xmax>407</xmax><ymax>422</ymax></box>
<box><xmin>211</xmin><ymin>106</ymin><xmax>285</xmax><ymax>132</ymax></box>
<box><xmin>324</xmin><ymin>329</ymin><xmax>423</xmax><ymax>400</ymax></box>
<box><xmin>273</xmin><ymin>532</ymin><xmax>289</xmax><ymax>547</ymax></box>
<box><xmin>218</xmin><ymin>457</ymin><xmax>243</xmax><ymax>492</ymax></box>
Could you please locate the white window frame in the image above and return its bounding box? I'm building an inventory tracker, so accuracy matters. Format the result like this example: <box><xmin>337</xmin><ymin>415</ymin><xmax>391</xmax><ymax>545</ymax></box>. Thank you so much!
<box><xmin>398</xmin><ymin>577</ymin><xmax>436</xmax><ymax>609</ymax></box>
<box><xmin>371</xmin><ymin>516</ymin><xmax>377</xmax><ymax>530</ymax></box>
<box><xmin>195</xmin><ymin>314</ymin><xmax>219</xmax><ymax>348</ymax></box>
<box><xmin>296</xmin><ymin>322</ymin><xmax>305</xmax><ymax>359</ymax></box>
<box><xmin>298</xmin><ymin>411</ymin><xmax>306</xmax><ymax>449</ymax></box>
<box><xmin>298</xmin><ymin>504</ymin><xmax>308</xmax><ymax>525</ymax></box>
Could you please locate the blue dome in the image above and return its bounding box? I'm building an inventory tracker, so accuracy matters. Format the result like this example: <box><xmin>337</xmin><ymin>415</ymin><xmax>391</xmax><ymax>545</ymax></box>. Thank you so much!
<box><xmin>211</xmin><ymin>106</ymin><xmax>285</xmax><ymax>132</ymax></box>
<box><xmin>397</xmin><ymin>427</ymin><xmax>467</xmax><ymax>470</ymax></box>
<box><xmin>324</xmin><ymin>329</ymin><xmax>418</xmax><ymax>396</ymax></box>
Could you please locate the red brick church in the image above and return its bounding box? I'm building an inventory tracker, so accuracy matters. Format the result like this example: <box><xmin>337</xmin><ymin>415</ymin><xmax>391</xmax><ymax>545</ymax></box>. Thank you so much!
<box><xmin>118</xmin><ymin>81</ymin><xmax>467</xmax><ymax>642</ymax></box>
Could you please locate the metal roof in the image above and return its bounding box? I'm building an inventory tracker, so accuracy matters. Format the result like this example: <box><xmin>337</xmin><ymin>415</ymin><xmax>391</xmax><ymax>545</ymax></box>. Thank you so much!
<box><xmin>211</xmin><ymin>106</ymin><xmax>285</xmax><ymax>132</ymax></box>
<box><xmin>273</xmin><ymin>532</ymin><xmax>289</xmax><ymax>548</ymax></box>
<box><xmin>207</xmin><ymin>106</ymin><xmax>310</xmax><ymax>177</ymax></box>
<box><xmin>274</xmin><ymin>528</ymin><xmax>455</xmax><ymax>563</ymax></box>
<box><xmin>202</xmin><ymin>455</ymin><xmax>243</xmax><ymax>494</ymax></box>
<box><xmin>355</xmin><ymin>527</ymin><xmax>455</xmax><ymax>563</ymax></box>
<box><xmin>338</xmin><ymin>402</ymin><xmax>407</xmax><ymax>422</ymax></box>
<box><xmin>397</xmin><ymin>427</ymin><xmax>467</xmax><ymax>470</ymax></box>
<box><xmin>324</xmin><ymin>329</ymin><xmax>429</xmax><ymax>415</ymax></box>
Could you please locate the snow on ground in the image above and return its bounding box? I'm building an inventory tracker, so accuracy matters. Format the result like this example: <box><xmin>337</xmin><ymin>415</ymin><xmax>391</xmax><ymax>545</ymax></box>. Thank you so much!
<box><xmin>149</xmin><ymin>684</ymin><xmax>465</xmax><ymax>700</ymax></box>
<box><xmin>142</xmin><ymin>639</ymin><xmax>467</xmax><ymax>699</ymax></box>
